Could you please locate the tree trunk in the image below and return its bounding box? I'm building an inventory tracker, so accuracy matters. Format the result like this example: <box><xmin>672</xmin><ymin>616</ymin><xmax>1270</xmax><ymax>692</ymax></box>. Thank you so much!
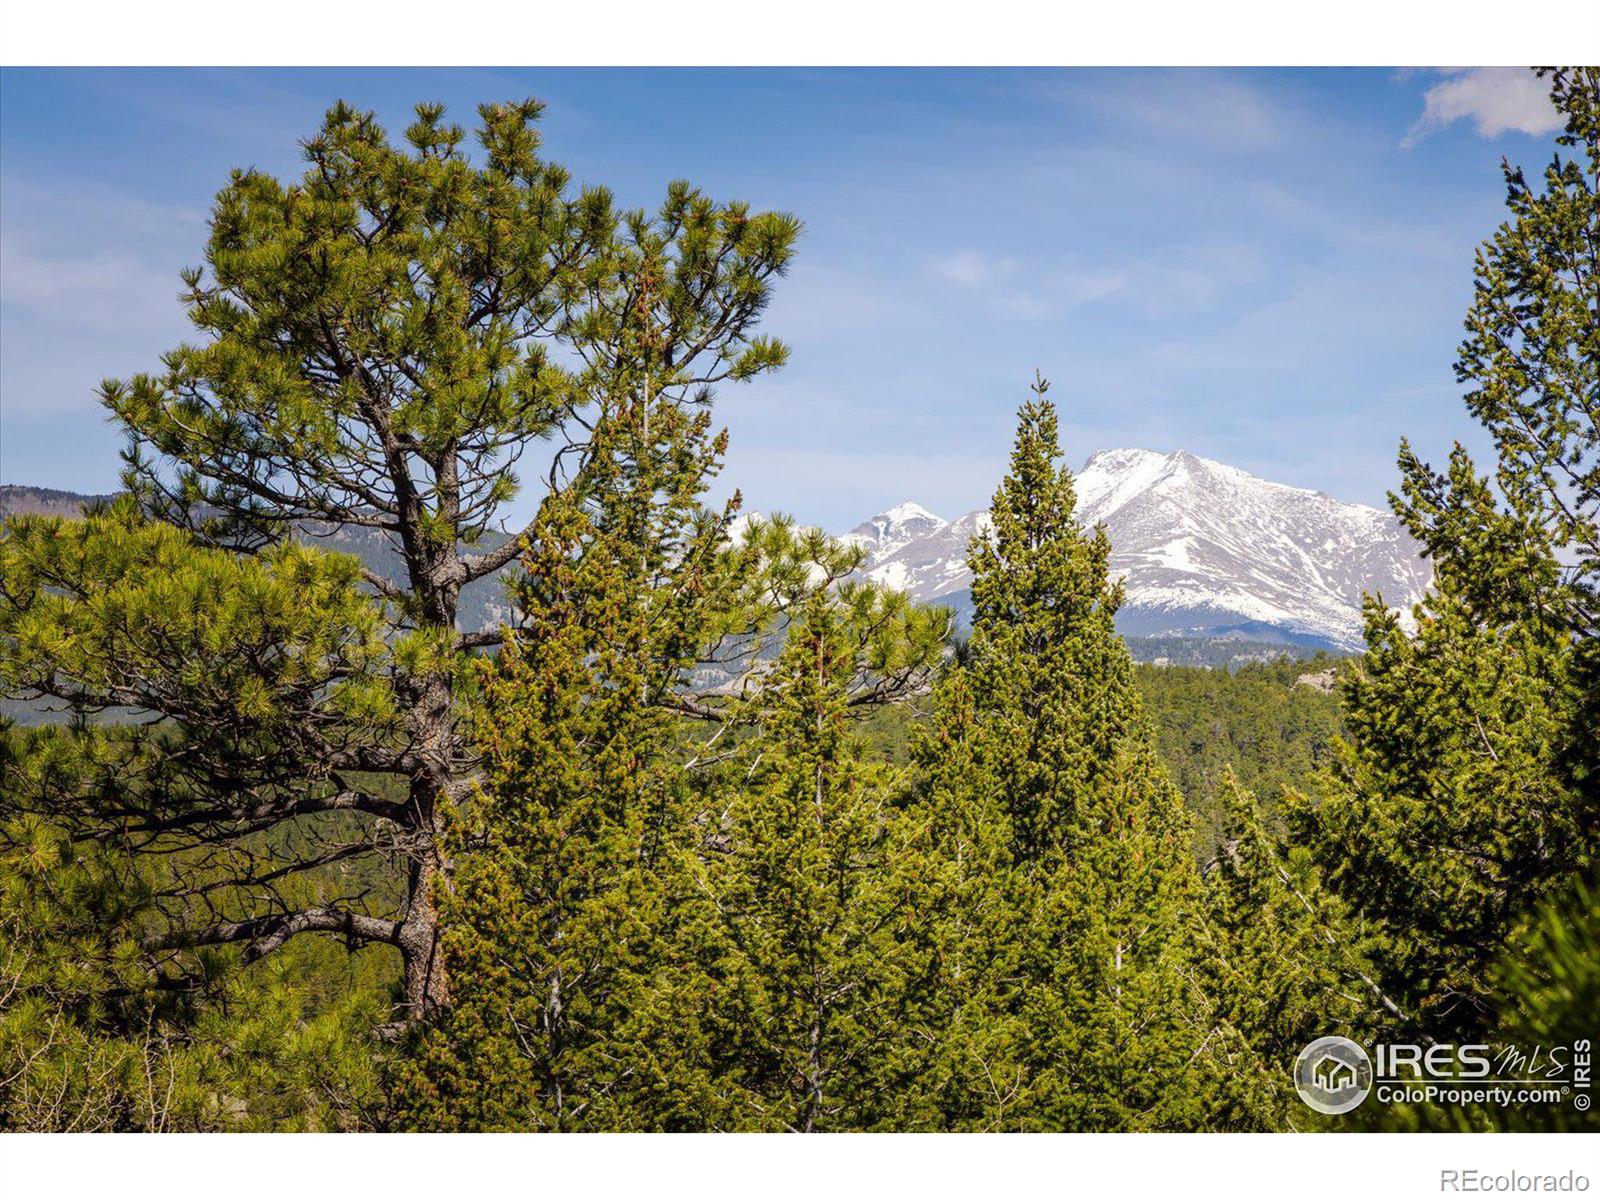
<box><xmin>399</xmin><ymin>857</ymin><xmax>449</xmax><ymax>1018</ymax></box>
<box><xmin>398</xmin><ymin>643</ymin><xmax>458</xmax><ymax>1019</ymax></box>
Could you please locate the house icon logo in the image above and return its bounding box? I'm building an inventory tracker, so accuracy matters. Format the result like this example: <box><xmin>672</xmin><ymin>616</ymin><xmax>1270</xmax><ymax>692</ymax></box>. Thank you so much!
<box><xmin>1294</xmin><ymin>1036</ymin><xmax>1373</xmax><ymax>1115</ymax></box>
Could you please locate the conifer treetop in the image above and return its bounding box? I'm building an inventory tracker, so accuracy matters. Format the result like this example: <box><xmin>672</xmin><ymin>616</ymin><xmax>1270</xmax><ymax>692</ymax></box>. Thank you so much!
<box><xmin>969</xmin><ymin>373</ymin><xmax>1123</xmax><ymax>655</ymax></box>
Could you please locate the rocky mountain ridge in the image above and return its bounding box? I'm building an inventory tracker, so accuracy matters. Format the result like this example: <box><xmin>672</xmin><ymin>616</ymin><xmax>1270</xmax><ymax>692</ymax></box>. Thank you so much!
<box><xmin>2</xmin><ymin>449</ymin><xmax>1433</xmax><ymax>652</ymax></box>
<box><xmin>837</xmin><ymin>448</ymin><xmax>1431</xmax><ymax>651</ymax></box>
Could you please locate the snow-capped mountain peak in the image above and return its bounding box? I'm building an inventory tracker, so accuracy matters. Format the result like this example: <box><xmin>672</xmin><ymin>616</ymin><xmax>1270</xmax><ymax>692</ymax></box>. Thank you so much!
<box><xmin>841</xmin><ymin>501</ymin><xmax>948</xmax><ymax>558</ymax></box>
<box><xmin>881</xmin><ymin>500</ymin><xmax>944</xmax><ymax>526</ymax></box>
<box><xmin>845</xmin><ymin>448</ymin><xmax>1432</xmax><ymax>650</ymax></box>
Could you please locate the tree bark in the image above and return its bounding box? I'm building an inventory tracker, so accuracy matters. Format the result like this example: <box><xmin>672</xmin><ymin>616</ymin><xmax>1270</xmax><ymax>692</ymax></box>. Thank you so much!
<box><xmin>398</xmin><ymin>857</ymin><xmax>449</xmax><ymax>1018</ymax></box>
<box><xmin>395</xmin><ymin>633</ymin><xmax>459</xmax><ymax>1018</ymax></box>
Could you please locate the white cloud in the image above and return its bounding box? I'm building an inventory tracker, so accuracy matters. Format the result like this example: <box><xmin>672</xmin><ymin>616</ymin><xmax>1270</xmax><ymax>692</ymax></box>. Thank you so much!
<box><xmin>1055</xmin><ymin>269</ymin><xmax>1129</xmax><ymax>307</ymax></box>
<box><xmin>1000</xmin><ymin>291</ymin><xmax>1052</xmax><ymax>320</ymax></box>
<box><xmin>0</xmin><ymin>237</ymin><xmax>184</xmax><ymax>338</ymax></box>
<box><xmin>925</xmin><ymin>253</ymin><xmax>1125</xmax><ymax>321</ymax></box>
<box><xmin>1</xmin><ymin>178</ymin><xmax>208</xmax><ymax>241</ymax></box>
<box><xmin>1404</xmin><ymin>68</ymin><xmax>1562</xmax><ymax>148</ymax></box>
<box><xmin>1117</xmin><ymin>74</ymin><xmax>1285</xmax><ymax>152</ymax></box>
<box><xmin>1036</xmin><ymin>71</ymin><xmax>1288</xmax><ymax>154</ymax></box>
<box><xmin>765</xmin><ymin>259</ymin><xmax>916</xmax><ymax>343</ymax></box>
<box><xmin>928</xmin><ymin>250</ymin><xmax>1017</xmax><ymax>288</ymax></box>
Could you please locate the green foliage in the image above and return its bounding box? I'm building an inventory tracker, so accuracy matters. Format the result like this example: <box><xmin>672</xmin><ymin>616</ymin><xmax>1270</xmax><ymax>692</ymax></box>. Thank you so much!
<box><xmin>19</xmin><ymin>96</ymin><xmax>803</xmax><ymax>1023</ymax></box>
<box><xmin>0</xmin><ymin>503</ymin><xmax>411</xmax><ymax>995</ymax></box>
<box><xmin>1296</xmin><ymin>582</ymin><xmax>1590</xmax><ymax>1041</ymax></box>
<box><xmin>4</xmin><ymin>94</ymin><xmax>803</xmax><ymax>1124</ymax></box>
<box><xmin>1133</xmin><ymin>654</ymin><xmax>1346</xmax><ymax>856</ymax></box>
<box><xmin>0</xmin><ymin>809</ymin><xmax>390</xmax><ymax>1131</ymax></box>
<box><xmin>1369</xmin><ymin>872</ymin><xmax>1600</xmax><ymax>1132</ymax></box>
<box><xmin>898</xmin><ymin>376</ymin><xmax>1271</xmax><ymax>1130</ymax></box>
<box><xmin>699</xmin><ymin>583</ymin><xmax>943</xmax><ymax>1130</ymax></box>
<box><xmin>959</xmin><ymin>377</ymin><xmax>1134</xmax><ymax>859</ymax></box>
<box><xmin>1432</xmin><ymin>67</ymin><xmax>1600</xmax><ymax>637</ymax></box>
<box><xmin>8</xmin><ymin>70</ymin><xmax>1597</xmax><ymax>1135</ymax></box>
<box><xmin>856</xmin><ymin>654</ymin><xmax>1347</xmax><ymax>857</ymax></box>
<box><xmin>1493</xmin><ymin>873</ymin><xmax>1600</xmax><ymax>1059</ymax></box>
<box><xmin>104</xmin><ymin>98</ymin><xmax>798</xmax><ymax>564</ymax></box>
<box><xmin>1294</xmin><ymin>69</ymin><xmax>1600</xmax><ymax>1050</ymax></box>
<box><xmin>0</xmin><ymin>811</ymin><xmax>179</xmax><ymax>1131</ymax></box>
<box><xmin>1200</xmin><ymin>774</ymin><xmax>1381</xmax><ymax>1127</ymax></box>
<box><xmin>1</xmin><ymin>497</ymin><xmax>397</xmax><ymax>747</ymax></box>
<box><xmin>395</xmin><ymin>339</ymin><xmax>760</xmax><ymax>1129</ymax></box>
<box><xmin>395</xmin><ymin>343</ymin><xmax>948</xmax><ymax>1127</ymax></box>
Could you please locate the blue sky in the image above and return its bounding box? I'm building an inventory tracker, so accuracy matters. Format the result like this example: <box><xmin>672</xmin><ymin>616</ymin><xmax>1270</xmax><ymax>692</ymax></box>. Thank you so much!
<box><xmin>0</xmin><ymin>67</ymin><xmax>1565</xmax><ymax>530</ymax></box>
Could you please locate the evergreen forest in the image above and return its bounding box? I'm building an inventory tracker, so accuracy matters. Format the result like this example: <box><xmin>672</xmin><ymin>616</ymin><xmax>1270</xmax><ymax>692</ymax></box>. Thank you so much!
<box><xmin>1</xmin><ymin>69</ymin><xmax>1596</xmax><ymax>1133</ymax></box>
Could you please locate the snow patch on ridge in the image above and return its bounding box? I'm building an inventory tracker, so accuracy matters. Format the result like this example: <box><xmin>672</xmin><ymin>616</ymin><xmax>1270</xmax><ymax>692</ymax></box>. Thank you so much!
<box><xmin>841</xmin><ymin>448</ymin><xmax>1433</xmax><ymax>650</ymax></box>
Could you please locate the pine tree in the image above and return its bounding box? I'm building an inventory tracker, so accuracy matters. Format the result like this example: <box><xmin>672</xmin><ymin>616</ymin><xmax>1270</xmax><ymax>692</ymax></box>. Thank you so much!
<box><xmin>0</xmin><ymin>807</ymin><xmax>189</xmax><ymax>1131</ymax></box>
<box><xmin>701</xmin><ymin>549</ymin><xmax>948</xmax><ymax>1131</ymax></box>
<box><xmin>963</xmin><ymin>374</ymin><xmax>1137</xmax><ymax>860</ymax></box>
<box><xmin>394</xmin><ymin>384</ymin><xmax>947</xmax><ymax>1128</ymax></box>
<box><xmin>0</xmin><ymin>802</ymin><xmax>391</xmax><ymax>1131</ymax></box>
<box><xmin>393</xmin><ymin>304</ymin><xmax>768</xmax><ymax>1128</ymax></box>
<box><xmin>1200</xmin><ymin>772</ymin><xmax>1382</xmax><ymax>1125</ymax></box>
<box><xmin>1483</xmin><ymin>872</ymin><xmax>1600</xmax><ymax>1130</ymax></box>
<box><xmin>0</xmin><ymin>510</ymin><xmax>408</xmax><ymax>988</ymax></box>
<box><xmin>1427</xmin><ymin>67</ymin><xmax>1600</xmax><ymax>641</ymax></box>
<box><xmin>1370</xmin><ymin>871</ymin><xmax>1600</xmax><ymax>1133</ymax></box>
<box><xmin>1293</xmin><ymin>68</ymin><xmax>1600</xmax><ymax>1045</ymax></box>
<box><xmin>904</xmin><ymin>376</ymin><xmax>1262</xmax><ymax>1130</ymax></box>
<box><xmin>0</xmin><ymin>99</ymin><xmax>798</xmax><ymax>1022</ymax></box>
<box><xmin>1295</xmin><ymin>579</ymin><xmax>1587</xmax><ymax>1041</ymax></box>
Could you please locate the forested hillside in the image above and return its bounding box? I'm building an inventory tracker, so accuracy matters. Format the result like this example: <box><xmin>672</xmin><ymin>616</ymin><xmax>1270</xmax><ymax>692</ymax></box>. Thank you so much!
<box><xmin>1134</xmin><ymin>655</ymin><xmax>1346</xmax><ymax>854</ymax></box>
<box><xmin>3</xmin><ymin>69</ymin><xmax>1596</xmax><ymax>1133</ymax></box>
<box><xmin>858</xmin><ymin>653</ymin><xmax>1346</xmax><ymax>859</ymax></box>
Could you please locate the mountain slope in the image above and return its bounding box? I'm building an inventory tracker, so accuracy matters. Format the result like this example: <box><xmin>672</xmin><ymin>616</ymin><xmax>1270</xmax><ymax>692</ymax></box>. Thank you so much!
<box><xmin>842</xmin><ymin>449</ymin><xmax>1431</xmax><ymax>651</ymax></box>
<box><xmin>0</xmin><ymin>485</ymin><xmax>118</xmax><ymax>518</ymax></box>
<box><xmin>0</xmin><ymin>484</ymin><xmax>518</xmax><ymax>634</ymax></box>
<box><xmin>2</xmin><ymin>448</ymin><xmax>1433</xmax><ymax>653</ymax></box>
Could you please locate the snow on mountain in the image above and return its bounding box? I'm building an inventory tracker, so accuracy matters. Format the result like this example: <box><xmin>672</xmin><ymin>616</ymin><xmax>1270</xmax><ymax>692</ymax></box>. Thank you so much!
<box><xmin>2</xmin><ymin>449</ymin><xmax>1433</xmax><ymax>652</ymax></box>
<box><xmin>838</xmin><ymin>505</ymin><xmax>982</xmax><ymax>604</ymax></box>
<box><xmin>842</xmin><ymin>449</ymin><xmax>1432</xmax><ymax>651</ymax></box>
<box><xmin>839</xmin><ymin>501</ymin><xmax>947</xmax><ymax>559</ymax></box>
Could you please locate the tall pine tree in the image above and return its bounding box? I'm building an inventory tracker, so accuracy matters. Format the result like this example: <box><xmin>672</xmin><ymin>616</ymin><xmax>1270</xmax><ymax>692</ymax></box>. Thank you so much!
<box><xmin>1</xmin><ymin>99</ymin><xmax>798</xmax><ymax>1021</ymax></box>
<box><xmin>1294</xmin><ymin>67</ymin><xmax>1600</xmax><ymax>1046</ymax></box>
<box><xmin>904</xmin><ymin>376</ymin><xmax>1265</xmax><ymax>1131</ymax></box>
<box><xmin>700</xmin><ymin>540</ymin><xmax>948</xmax><ymax>1130</ymax></box>
<box><xmin>393</xmin><ymin>293</ymin><xmax>771</xmax><ymax>1127</ymax></box>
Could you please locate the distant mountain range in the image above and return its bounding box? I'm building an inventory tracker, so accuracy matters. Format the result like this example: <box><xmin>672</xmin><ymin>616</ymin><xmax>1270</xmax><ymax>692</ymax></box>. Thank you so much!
<box><xmin>1</xmin><ymin>450</ymin><xmax>1432</xmax><ymax>656</ymax></box>
<box><xmin>835</xmin><ymin>448</ymin><xmax>1431</xmax><ymax>652</ymax></box>
<box><xmin>0</xmin><ymin>485</ymin><xmax>118</xmax><ymax>518</ymax></box>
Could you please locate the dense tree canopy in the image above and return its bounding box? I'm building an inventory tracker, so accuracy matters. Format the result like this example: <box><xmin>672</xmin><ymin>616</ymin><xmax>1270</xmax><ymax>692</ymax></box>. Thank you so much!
<box><xmin>4</xmin><ymin>68</ymin><xmax>1597</xmax><ymax>1133</ymax></box>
